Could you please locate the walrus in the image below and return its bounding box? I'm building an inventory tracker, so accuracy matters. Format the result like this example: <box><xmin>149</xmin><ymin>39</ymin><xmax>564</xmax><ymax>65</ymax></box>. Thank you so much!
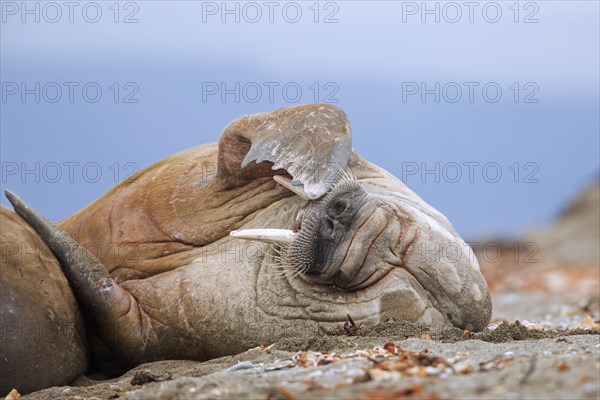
<box><xmin>0</xmin><ymin>207</ymin><xmax>88</xmax><ymax>394</ymax></box>
<box><xmin>4</xmin><ymin>104</ymin><xmax>491</xmax><ymax>387</ymax></box>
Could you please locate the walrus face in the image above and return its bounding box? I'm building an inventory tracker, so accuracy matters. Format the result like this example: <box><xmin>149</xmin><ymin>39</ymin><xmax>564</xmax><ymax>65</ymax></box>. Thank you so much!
<box><xmin>287</xmin><ymin>180</ymin><xmax>409</xmax><ymax>292</ymax></box>
<box><xmin>287</xmin><ymin>177</ymin><xmax>371</xmax><ymax>284</ymax></box>
<box><xmin>232</xmin><ymin>171</ymin><xmax>492</xmax><ymax>332</ymax></box>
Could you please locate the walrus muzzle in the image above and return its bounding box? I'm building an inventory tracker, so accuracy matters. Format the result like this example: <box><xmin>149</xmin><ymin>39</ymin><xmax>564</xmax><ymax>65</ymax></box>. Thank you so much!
<box><xmin>232</xmin><ymin>172</ymin><xmax>373</xmax><ymax>286</ymax></box>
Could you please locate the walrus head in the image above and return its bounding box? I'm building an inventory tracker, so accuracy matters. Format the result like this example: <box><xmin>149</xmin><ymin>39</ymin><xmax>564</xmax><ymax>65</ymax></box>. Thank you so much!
<box><xmin>232</xmin><ymin>166</ymin><xmax>492</xmax><ymax>332</ymax></box>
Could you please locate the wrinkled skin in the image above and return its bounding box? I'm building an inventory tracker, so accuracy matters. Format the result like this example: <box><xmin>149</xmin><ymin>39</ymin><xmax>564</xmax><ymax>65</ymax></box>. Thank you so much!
<box><xmin>5</xmin><ymin>104</ymin><xmax>491</xmax><ymax>382</ymax></box>
<box><xmin>0</xmin><ymin>207</ymin><xmax>88</xmax><ymax>394</ymax></box>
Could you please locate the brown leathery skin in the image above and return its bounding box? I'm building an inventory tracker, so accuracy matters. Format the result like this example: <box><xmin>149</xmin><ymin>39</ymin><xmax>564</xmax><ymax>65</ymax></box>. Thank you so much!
<box><xmin>57</xmin><ymin>143</ymin><xmax>294</xmax><ymax>283</ymax></box>
<box><xmin>0</xmin><ymin>206</ymin><xmax>88</xmax><ymax>395</ymax></box>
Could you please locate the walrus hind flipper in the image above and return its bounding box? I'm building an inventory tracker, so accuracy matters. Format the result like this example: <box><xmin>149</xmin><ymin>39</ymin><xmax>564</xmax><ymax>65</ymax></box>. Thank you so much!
<box><xmin>4</xmin><ymin>190</ymin><xmax>152</xmax><ymax>364</ymax></box>
<box><xmin>218</xmin><ymin>104</ymin><xmax>352</xmax><ymax>199</ymax></box>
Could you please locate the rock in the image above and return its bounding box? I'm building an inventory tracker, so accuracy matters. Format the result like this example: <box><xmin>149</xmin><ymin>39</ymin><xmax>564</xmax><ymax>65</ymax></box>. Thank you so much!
<box><xmin>524</xmin><ymin>179</ymin><xmax>600</xmax><ymax>265</ymax></box>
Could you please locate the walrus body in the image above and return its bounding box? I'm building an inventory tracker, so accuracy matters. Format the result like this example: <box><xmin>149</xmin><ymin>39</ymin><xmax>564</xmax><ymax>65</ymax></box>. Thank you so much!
<box><xmin>0</xmin><ymin>207</ymin><xmax>88</xmax><ymax>394</ymax></box>
<box><xmin>4</xmin><ymin>104</ymin><xmax>491</xmax><ymax>389</ymax></box>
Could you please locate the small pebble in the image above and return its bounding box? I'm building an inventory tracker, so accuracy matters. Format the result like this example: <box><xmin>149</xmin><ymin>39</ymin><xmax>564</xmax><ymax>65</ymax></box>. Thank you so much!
<box><xmin>305</xmin><ymin>370</ymin><xmax>323</xmax><ymax>378</ymax></box>
<box><xmin>583</xmin><ymin>383</ymin><xmax>600</xmax><ymax>395</ymax></box>
<box><xmin>425</xmin><ymin>366</ymin><xmax>440</xmax><ymax>375</ymax></box>
<box><xmin>226</xmin><ymin>361</ymin><xmax>254</xmax><ymax>371</ymax></box>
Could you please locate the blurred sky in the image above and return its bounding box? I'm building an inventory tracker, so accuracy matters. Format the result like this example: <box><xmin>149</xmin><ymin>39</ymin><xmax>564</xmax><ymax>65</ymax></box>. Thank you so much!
<box><xmin>1</xmin><ymin>0</ymin><xmax>599</xmax><ymax>239</ymax></box>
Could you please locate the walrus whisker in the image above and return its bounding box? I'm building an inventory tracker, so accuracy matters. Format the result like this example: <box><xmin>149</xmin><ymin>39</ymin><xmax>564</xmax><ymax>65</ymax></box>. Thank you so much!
<box><xmin>267</xmin><ymin>245</ymin><xmax>284</xmax><ymax>259</ymax></box>
<box><xmin>233</xmin><ymin>231</ymin><xmax>309</xmax><ymax>278</ymax></box>
<box><xmin>265</xmin><ymin>245</ymin><xmax>308</xmax><ymax>279</ymax></box>
<box><xmin>266</xmin><ymin>265</ymin><xmax>292</xmax><ymax>279</ymax></box>
<box><xmin>230</xmin><ymin>229</ymin><xmax>295</xmax><ymax>245</ymax></box>
<box><xmin>269</xmin><ymin>255</ymin><xmax>287</xmax><ymax>266</ymax></box>
<box><xmin>264</xmin><ymin>251</ymin><xmax>290</xmax><ymax>276</ymax></box>
<box><xmin>330</xmin><ymin>162</ymin><xmax>356</xmax><ymax>187</ymax></box>
<box><xmin>273</xmin><ymin>175</ymin><xmax>310</xmax><ymax>200</ymax></box>
<box><xmin>265</xmin><ymin>245</ymin><xmax>302</xmax><ymax>278</ymax></box>
<box><xmin>266</xmin><ymin>255</ymin><xmax>301</xmax><ymax>278</ymax></box>
<box><xmin>291</xmin><ymin>264</ymin><xmax>309</xmax><ymax>279</ymax></box>
<box><xmin>270</xmin><ymin>248</ymin><xmax>284</xmax><ymax>258</ymax></box>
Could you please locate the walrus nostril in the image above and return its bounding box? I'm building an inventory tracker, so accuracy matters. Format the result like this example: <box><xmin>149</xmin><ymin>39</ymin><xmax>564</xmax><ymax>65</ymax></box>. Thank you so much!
<box><xmin>324</xmin><ymin>217</ymin><xmax>335</xmax><ymax>236</ymax></box>
<box><xmin>330</xmin><ymin>199</ymin><xmax>350</xmax><ymax>217</ymax></box>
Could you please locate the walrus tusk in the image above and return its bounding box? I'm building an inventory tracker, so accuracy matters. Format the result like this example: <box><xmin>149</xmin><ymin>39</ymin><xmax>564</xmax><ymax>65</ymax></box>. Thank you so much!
<box><xmin>273</xmin><ymin>175</ymin><xmax>310</xmax><ymax>201</ymax></box>
<box><xmin>230</xmin><ymin>229</ymin><xmax>295</xmax><ymax>245</ymax></box>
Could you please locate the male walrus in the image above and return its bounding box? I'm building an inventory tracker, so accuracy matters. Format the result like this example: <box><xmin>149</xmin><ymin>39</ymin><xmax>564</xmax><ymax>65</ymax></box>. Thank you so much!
<box><xmin>4</xmin><ymin>104</ymin><xmax>491</xmax><ymax>384</ymax></box>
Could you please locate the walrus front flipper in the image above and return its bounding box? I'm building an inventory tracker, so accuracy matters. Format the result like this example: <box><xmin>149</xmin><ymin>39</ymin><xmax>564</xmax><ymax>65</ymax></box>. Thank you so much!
<box><xmin>218</xmin><ymin>104</ymin><xmax>352</xmax><ymax>199</ymax></box>
<box><xmin>4</xmin><ymin>190</ymin><xmax>155</xmax><ymax>364</ymax></box>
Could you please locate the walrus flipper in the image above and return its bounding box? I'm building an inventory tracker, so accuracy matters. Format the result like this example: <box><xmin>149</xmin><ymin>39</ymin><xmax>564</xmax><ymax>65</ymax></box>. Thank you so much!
<box><xmin>218</xmin><ymin>104</ymin><xmax>352</xmax><ymax>199</ymax></box>
<box><xmin>4</xmin><ymin>190</ymin><xmax>155</xmax><ymax>364</ymax></box>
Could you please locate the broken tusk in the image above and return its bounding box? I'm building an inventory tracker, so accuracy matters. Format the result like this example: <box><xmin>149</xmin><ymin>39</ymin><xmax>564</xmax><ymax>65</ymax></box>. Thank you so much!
<box><xmin>273</xmin><ymin>175</ymin><xmax>310</xmax><ymax>201</ymax></box>
<box><xmin>230</xmin><ymin>229</ymin><xmax>295</xmax><ymax>245</ymax></box>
